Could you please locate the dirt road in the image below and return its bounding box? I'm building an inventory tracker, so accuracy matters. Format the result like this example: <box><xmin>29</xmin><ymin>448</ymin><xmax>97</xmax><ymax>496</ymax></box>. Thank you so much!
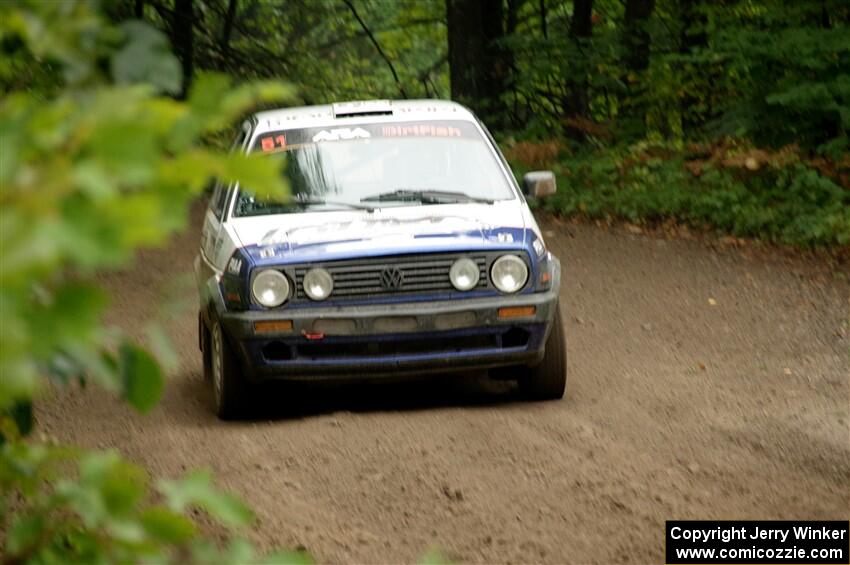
<box><xmin>38</xmin><ymin>206</ymin><xmax>850</xmax><ymax>563</ymax></box>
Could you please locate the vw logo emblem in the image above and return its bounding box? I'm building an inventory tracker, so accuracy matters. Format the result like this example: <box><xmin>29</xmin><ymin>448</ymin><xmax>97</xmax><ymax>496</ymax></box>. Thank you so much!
<box><xmin>380</xmin><ymin>266</ymin><xmax>404</xmax><ymax>290</ymax></box>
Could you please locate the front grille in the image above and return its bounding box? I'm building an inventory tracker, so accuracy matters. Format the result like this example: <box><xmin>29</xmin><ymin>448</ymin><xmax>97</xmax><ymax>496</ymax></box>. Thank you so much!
<box><xmin>293</xmin><ymin>252</ymin><xmax>491</xmax><ymax>301</ymax></box>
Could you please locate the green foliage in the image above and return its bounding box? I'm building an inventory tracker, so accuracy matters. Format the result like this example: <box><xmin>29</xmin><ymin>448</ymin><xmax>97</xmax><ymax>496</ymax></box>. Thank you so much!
<box><xmin>118</xmin><ymin>344</ymin><xmax>164</xmax><ymax>412</ymax></box>
<box><xmin>0</xmin><ymin>1</ymin><xmax>298</xmax><ymax>561</ymax></box>
<box><xmin>112</xmin><ymin>21</ymin><xmax>182</xmax><ymax>94</ymax></box>
<box><xmin>498</xmin><ymin>0</ymin><xmax>848</xmax><ymax>245</ymax></box>
<box><xmin>706</xmin><ymin>1</ymin><xmax>850</xmax><ymax>154</ymax></box>
<box><xmin>0</xmin><ymin>443</ymin><xmax>312</xmax><ymax>563</ymax></box>
<box><xmin>498</xmin><ymin>0</ymin><xmax>848</xmax><ymax>155</ymax></box>
<box><xmin>1</xmin><ymin>0</ymin><xmax>847</xmax><ymax>557</ymax></box>
<box><xmin>419</xmin><ymin>548</ymin><xmax>450</xmax><ymax>565</ymax></box>
<box><xmin>127</xmin><ymin>0</ymin><xmax>448</xmax><ymax>103</ymax></box>
<box><xmin>0</xmin><ymin>0</ymin><xmax>292</xmax><ymax>413</ymax></box>
<box><xmin>158</xmin><ymin>471</ymin><xmax>252</xmax><ymax>528</ymax></box>
<box><xmin>523</xmin><ymin>142</ymin><xmax>850</xmax><ymax>246</ymax></box>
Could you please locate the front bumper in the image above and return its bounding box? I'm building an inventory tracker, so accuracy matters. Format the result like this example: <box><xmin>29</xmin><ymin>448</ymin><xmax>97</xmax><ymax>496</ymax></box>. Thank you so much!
<box><xmin>216</xmin><ymin>265</ymin><xmax>561</xmax><ymax>382</ymax></box>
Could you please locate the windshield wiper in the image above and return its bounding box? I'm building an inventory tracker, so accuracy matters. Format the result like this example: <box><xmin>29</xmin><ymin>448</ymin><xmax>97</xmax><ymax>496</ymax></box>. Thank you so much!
<box><xmin>291</xmin><ymin>198</ymin><xmax>376</xmax><ymax>212</ymax></box>
<box><xmin>360</xmin><ymin>189</ymin><xmax>494</xmax><ymax>205</ymax></box>
<box><xmin>238</xmin><ymin>198</ymin><xmax>375</xmax><ymax>216</ymax></box>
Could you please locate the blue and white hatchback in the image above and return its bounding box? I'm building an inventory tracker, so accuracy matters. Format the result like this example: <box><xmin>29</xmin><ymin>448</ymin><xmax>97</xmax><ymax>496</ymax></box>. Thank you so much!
<box><xmin>195</xmin><ymin>99</ymin><xmax>566</xmax><ymax>418</ymax></box>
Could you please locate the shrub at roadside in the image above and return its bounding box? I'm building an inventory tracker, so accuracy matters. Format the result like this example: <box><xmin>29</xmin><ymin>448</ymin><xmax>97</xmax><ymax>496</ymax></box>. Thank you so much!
<box><xmin>507</xmin><ymin>140</ymin><xmax>850</xmax><ymax>247</ymax></box>
<box><xmin>0</xmin><ymin>2</ymin><xmax>305</xmax><ymax>562</ymax></box>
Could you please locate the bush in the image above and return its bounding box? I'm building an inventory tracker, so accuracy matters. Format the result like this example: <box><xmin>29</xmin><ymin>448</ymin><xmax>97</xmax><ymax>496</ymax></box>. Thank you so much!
<box><xmin>508</xmin><ymin>140</ymin><xmax>850</xmax><ymax>246</ymax></box>
<box><xmin>0</xmin><ymin>2</ymin><xmax>305</xmax><ymax>562</ymax></box>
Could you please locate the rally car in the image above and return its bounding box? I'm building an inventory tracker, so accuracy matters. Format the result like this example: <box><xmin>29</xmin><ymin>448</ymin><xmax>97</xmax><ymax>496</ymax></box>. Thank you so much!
<box><xmin>195</xmin><ymin>99</ymin><xmax>565</xmax><ymax>418</ymax></box>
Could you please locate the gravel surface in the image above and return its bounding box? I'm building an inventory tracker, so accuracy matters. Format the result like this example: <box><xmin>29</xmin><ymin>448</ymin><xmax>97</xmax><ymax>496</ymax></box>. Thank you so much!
<box><xmin>38</xmin><ymin>205</ymin><xmax>850</xmax><ymax>563</ymax></box>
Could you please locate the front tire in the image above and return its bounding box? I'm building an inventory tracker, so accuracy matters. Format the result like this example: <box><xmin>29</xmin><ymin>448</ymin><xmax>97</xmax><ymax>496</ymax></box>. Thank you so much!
<box><xmin>210</xmin><ymin>320</ymin><xmax>249</xmax><ymax>419</ymax></box>
<box><xmin>201</xmin><ymin>312</ymin><xmax>212</xmax><ymax>382</ymax></box>
<box><xmin>519</xmin><ymin>303</ymin><xmax>567</xmax><ymax>400</ymax></box>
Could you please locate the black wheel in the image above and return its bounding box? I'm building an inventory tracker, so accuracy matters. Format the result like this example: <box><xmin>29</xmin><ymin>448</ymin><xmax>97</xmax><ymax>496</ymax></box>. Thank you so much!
<box><xmin>209</xmin><ymin>319</ymin><xmax>249</xmax><ymax>419</ymax></box>
<box><xmin>200</xmin><ymin>312</ymin><xmax>212</xmax><ymax>382</ymax></box>
<box><xmin>519</xmin><ymin>303</ymin><xmax>567</xmax><ymax>400</ymax></box>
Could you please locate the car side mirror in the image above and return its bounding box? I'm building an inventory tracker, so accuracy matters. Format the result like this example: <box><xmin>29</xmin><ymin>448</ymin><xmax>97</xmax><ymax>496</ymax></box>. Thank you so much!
<box><xmin>522</xmin><ymin>171</ymin><xmax>557</xmax><ymax>198</ymax></box>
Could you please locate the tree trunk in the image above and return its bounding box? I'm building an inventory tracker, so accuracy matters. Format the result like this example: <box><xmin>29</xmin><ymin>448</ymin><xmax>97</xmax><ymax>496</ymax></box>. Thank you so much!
<box><xmin>539</xmin><ymin>0</ymin><xmax>548</xmax><ymax>38</ymax></box>
<box><xmin>446</xmin><ymin>0</ymin><xmax>485</xmax><ymax>104</ymax></box>
<box><xmin>679</xmin><ymin>0</ymin><xmax>706</xmax><ymax>54</ymax></box>
<box><xmin>134</xmin><ymin>0</ymin><xmax>144</xmax><ymax>19</ymax></box>
<box><xmin>506</xmin><ymin>0</ymin><xmax>521</xmax><ymax>126</ymax></box>
<box><xmin>620</xmin><ymin>0</ymin><xmax>654</xmax><ymax>138</ymax></box>
<box><xmin>820</xmin><ymin>0</ymin><xmax>831</xmax><ymax>28</ymax></box>
<box><xmin>679</xmin><ymin>0</ymin><xmax>708</xmax><ymax>134</ymax></box>
<box><xmin>623</xmin><ymin>0</ymin><xmax>655</xmax><ymax>72</ymax></box>
<box><xmin>562</xmin><ymin>0</ymin><xmax>593</xmax><ymax>138</ymax></box>
<box><xmin>446</xmin><ymin>0</ymin><xmax>512</xmax><ymax>125</ymax></box>
<box><xmin>220</xmin><ymin>0</ymin><xmax>238</xmax><ymax>66</ymax></box>
<box><xmin>507</xmin><ymin>0</ymin><xmax>519</xmax><ymax>35</ymax></box>
<box><xmin>172</xmin><ymin>0</ymin><xmax>194</xmax><ymax>98</ymax></box>
<box><xmin>481</xmin><ymin>0</ymin><xmax>509</xmax><ymax>125</ymax></box>
<box><xmin>570</xmin><ymin>0</ymin><xmax>593</xmax><ymax>38</ymax></box>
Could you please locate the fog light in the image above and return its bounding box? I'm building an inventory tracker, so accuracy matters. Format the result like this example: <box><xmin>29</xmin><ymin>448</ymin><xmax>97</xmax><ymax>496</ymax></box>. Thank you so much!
<box><xmin>498</xmin><ymin>306</ymin><xmax>536</xmax><ymax>319</ymax></box>
<box><xmin>254</xmin><ymin>320</ymin><xmax>293</xmax><ymax>333</ymax></box>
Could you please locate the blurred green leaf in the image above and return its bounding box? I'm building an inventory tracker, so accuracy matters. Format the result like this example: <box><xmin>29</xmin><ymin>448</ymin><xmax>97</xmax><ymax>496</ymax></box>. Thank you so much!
<box><xmin>112</xmin><ymin>21</ymin><xmax>181</xmax><ymax>94</ymax></box>
<box><xmin>119</xmin><ymin>343</ymin><xmax>163</xmax><ymax>413</ymax></box>
<box><xmin>79</xmin><ymin>450</ymin><xmax>147</xmax><ymax>514</ymax></box>
<box><xmin>140</xmin><ymin>507</ymin><xmax>197</xmax><ymax>543</ymax></box>
<box><xmin>260</xmin><ymin>550</ymin><xmax>315</xmax><ymax>565</ymax></box>
<box><xmin>159</xmin><ymin>470</ymin><xmax>253</xmax><ymax>528</ymax></box>
<box><xmin>5</xmin><ymin>513</ymin><xmax>46</xmax><ymax>555</ymax></box>
<box><xmin>419</xmin><ymin>548</ymin><xmax>450</xmax><ymax>565</ymax></box>
<box><xmin>145</xmin><ymin>324</ymin><xmax>179</xmax><ymax>374</ymax></box>
<box><xmin>0</xmin><ymin>1</ymin><xmax>299</xmax><ymax>562</ymax></box>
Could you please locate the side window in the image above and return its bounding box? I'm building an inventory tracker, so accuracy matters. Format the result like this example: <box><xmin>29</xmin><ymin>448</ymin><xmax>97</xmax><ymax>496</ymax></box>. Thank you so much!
<box><xmin>210</xmin><ymin>123</ymin><xmax>251</xmax><ymax>220</ymax></box>
<box><xmin>231</xmin><ymin>131</ymin><xmax>245</xmax><ymax>152</ymax></box>
<box><xmin>210</xmin><ymin>181</ymin><xmax>229</xmax><ymax>220</ymax></box>
<box><xmin>232</xmin><ymin>121</ymin><xmax>251</xmax><ymax>153</ymax></box>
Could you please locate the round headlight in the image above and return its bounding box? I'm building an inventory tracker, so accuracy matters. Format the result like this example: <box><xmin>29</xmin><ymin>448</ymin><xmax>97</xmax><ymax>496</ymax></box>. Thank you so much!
<box><xmin>303</xmin><ymin>267</ymin><xmax>333</xmax><ymax>300</ymax></box>
<box><xmin>252</xmin><ymin>270</ymin><xmax>290</xmax><ymax>307</ymax></box>
<box><xmin>449</xmin><ymin>258</ymin><xmax>480</xmax><ymax>291</ymax></box>
<box><xmin>491</xmin><ymin>255</ymin><xmax>528</xmax><ymax>293</ymax></box>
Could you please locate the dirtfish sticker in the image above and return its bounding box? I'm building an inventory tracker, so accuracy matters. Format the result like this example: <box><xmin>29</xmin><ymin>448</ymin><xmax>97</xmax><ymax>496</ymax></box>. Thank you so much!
<box><xmin>312</xmin><ymin>128</ymin><xmax>371</xmax><ymax>142</ymax></box>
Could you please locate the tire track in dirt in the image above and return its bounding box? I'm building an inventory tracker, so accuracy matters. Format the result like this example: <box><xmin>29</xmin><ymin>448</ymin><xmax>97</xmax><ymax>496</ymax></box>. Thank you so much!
<box><xmin>38</xmin><ymin>204</ymin><xmax>850</xmax><ymax>563</ymax></box>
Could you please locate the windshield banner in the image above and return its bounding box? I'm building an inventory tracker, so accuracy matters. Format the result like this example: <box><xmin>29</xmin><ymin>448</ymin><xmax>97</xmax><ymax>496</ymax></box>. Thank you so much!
<box><xmin>253</xmin><ymin>120</ymin><xmax>481</xmax><ymax>153</ymax></box>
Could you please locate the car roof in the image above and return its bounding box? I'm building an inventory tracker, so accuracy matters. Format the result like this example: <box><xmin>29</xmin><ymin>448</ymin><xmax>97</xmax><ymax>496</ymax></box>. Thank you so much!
<box><xmin>251</xmin><ymin>99</ymin><xmax>477</xmax><ymax>133</ymax></box>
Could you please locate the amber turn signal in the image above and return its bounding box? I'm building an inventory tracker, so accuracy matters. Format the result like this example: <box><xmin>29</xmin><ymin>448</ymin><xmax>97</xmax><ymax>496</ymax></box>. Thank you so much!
<box><xmin>498</xmin><ymin>306</ymin><xmax>536</xmax><ymax>319</ymax></box>
<box><xmin>253</xmin><ymin>320</ymin><xmax>293</xmax><ymax>333</ymax></box>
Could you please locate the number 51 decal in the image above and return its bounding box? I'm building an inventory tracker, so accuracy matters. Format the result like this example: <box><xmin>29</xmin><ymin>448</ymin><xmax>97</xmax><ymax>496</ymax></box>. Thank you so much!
<box><xmin>260</xmin><ymin>134</ymin><xmax>286</xmax><ymax>152</ymax></box>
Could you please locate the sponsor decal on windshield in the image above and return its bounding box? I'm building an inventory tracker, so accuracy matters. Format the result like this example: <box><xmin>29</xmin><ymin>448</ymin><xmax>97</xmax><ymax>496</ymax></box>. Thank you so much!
<box><xmin>381</xmin><ymin>125</ymin><xmax>462</xmax><ymax>138</ymax></box>
<box><xmin>311</xmin><ymin>127</ymin><xmax>371</xmax><ymax>142</ymax></box>
<box><xmin>253</xmin><ymin>120</ymin><xmax>480</xmax><ymax>153</ymax></box>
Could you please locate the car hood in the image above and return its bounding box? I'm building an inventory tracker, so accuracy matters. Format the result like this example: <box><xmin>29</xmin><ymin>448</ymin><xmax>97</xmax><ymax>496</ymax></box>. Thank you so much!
<box><xmin>228</xmin><ymin>201</ymin><xmax>529</xmax><ymax>261</ymax></box>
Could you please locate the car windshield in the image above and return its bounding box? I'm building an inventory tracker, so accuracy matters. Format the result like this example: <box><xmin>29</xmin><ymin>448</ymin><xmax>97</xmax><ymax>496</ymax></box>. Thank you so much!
<box><xmin>234</xmin><ymin>120</ymin><xmax>515</xmax><ymax>217</ymax></box>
